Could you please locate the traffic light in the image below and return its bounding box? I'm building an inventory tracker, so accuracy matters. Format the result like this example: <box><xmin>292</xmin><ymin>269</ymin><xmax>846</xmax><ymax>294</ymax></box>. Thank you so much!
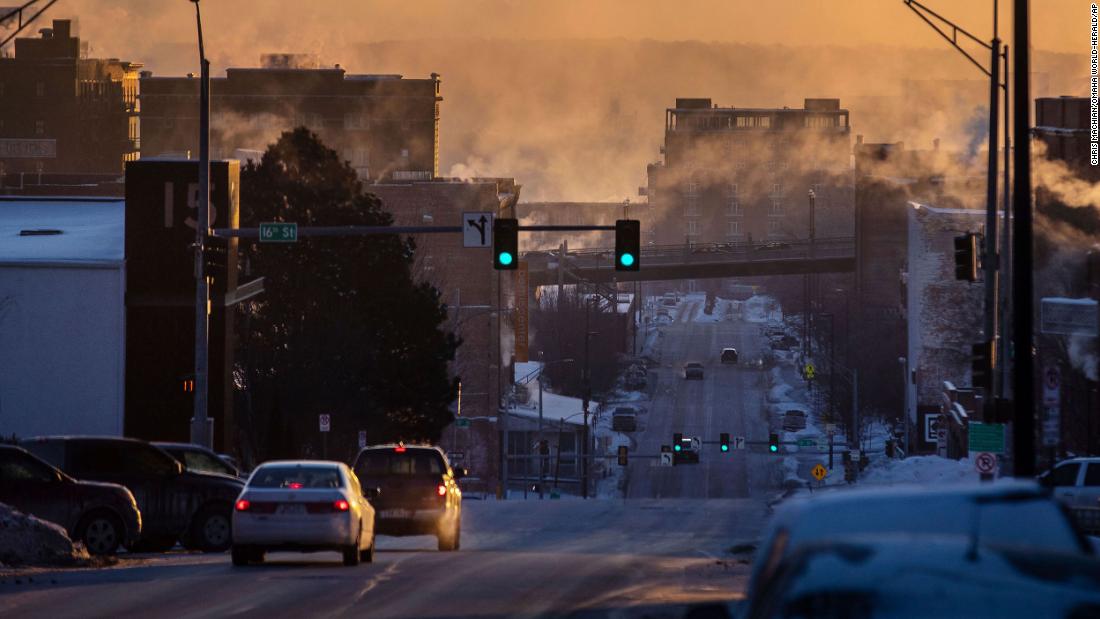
<box><xmin>971</xmin><ymin>340</ymin><xmax>994</xmax><ymax>388</ymax></box>
<box><xmin>617</xmin><ymin>445</ymin><xmax>628</xmax><ymax>466</ymax></box>
<box><xmin>538</xmin><ymin>440</ymin><xmax>549</xmax><ymax>455</ymax></box>
<box><xmin>615</xmin><ymin>219</ymin><xmax>640</xmax><ymax>272</ymax></box>
<box><xmin>203</xmin><ymin>235</ymin><xmax>228</xmax><ymax>282</ymax></box>
<box><xmin>769</xmin><ymin>433</ymin><xmax>780</xmax><ymax>453</ymax></box>
<box><xmin>673</xmin><ymin>433</ymin><xmax>683</xmax><ymax>452</ymax></box>
<box><xmin>953</xmin><ymin>233</ymin><xmax>979</xmax><ymax>281</ymax></box>
<box><xmin>720</xmin><ymin>433</ymin><xmax>730</xmax><ymax>452</ymax></box>
<box><xmin>493</xmin><ymin>218</ymin><xmax>519</xmax><ymax>270</ymax></box>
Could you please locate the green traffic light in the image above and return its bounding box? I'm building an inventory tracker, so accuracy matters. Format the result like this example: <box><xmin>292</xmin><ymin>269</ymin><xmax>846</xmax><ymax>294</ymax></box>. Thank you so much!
<box><xmin>769</xmin><ymin>445</ymin><xmax>778</xmax><ymax>452</ymax></box>
<box><xmin>673</xmin><ymin>444</ymin><xmax>682</xmax><ymax>452</ymax></box>
<box><xmin>619</xmin><ymin>252</ymin><xmax>635</xmax><ymax>267</ymax></box>
<box><xmin>498</xmin><ymin>251</ymin><xmax>514</xmax><ymax>266</ymax></box>
<box><xmin>721</xmin><ymin>445</ymin><xmax>729</xmax><ymax>452</ymax></box>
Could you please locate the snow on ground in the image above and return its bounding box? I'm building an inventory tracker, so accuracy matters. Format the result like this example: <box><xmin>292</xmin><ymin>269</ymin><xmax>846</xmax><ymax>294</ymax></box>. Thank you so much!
<box><xmin>0</xmin><ymin>503</ymin><xmax>91</xmax><ymax>567</ymax></box>
<box><xmin>692</xmin><ymin>298</ymin><xmax>732</xmax><ymax>324</ymax></box>
<box><xmin>859</xmin><ymin>455</ymin><xmax>979</xmax><ymax>486</ymax></box>
<box><xmin>743</xmin><ymin>295</ymin><xmax>783</xmax><ymax>324</ymax></box>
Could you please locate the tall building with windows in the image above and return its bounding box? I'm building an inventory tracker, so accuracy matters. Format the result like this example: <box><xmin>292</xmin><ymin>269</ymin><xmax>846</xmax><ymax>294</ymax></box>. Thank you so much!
<box><xmin>139</xmin><ymin>55</ymin><xmax>440</xmax><ymax>182</ymax></box>
<box><xmin>0</xmin><ymin>19</ymin><xmax>141</xmax><ymax>175</ymax></box>
<box><xmin>645</xmin><ymin>98</ymin><xmax>853</xmax><ymax>246</ymax></box>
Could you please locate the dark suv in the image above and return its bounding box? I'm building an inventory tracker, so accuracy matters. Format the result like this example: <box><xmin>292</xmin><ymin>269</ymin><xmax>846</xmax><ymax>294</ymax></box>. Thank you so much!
<box><xmin>0</xmin><ymin>444</ymin><xmax>141</xmax><ymax>555</ymax></box>
<box><xmin>20</xmin><ymin>437</ymin><xmax>244</xmax><ymax>552</ymax></box>
<box><xmin>352</xmin><ymin>445</ymin><xmax>463</xmax><ymax>551</ymax></box>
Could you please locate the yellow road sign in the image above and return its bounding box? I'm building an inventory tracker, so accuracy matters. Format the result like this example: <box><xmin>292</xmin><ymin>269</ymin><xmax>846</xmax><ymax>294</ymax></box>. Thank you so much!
<box><xmin>811</xmin><ymin>463</ymin><xmax>828</xmax><ymax>481</ymax></box>
<box><xmin>805</xmin><ymin>363</ymin><xmax>816</xmax><ymax>380</ymax></box>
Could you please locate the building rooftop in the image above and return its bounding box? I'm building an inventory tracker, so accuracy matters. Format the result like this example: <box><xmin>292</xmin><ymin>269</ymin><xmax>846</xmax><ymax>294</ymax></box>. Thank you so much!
<box><xmin>0</xmin><ymin>197</ymin><xmax>124</xmax><ymax>266</ymax></box>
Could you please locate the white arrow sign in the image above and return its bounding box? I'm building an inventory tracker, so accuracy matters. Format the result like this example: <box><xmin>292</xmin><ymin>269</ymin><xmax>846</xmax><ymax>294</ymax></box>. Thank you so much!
<box><xmin>463</xmin><ymin>212</ymin><xmax>494</xmax><ymax>248</ymax></box>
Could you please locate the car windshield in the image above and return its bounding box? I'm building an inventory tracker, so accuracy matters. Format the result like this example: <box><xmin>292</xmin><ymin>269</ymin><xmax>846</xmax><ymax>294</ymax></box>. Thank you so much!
<box><xmin>174</xmin><ymin>449</ymin><xmax>235</xmax><ymax>476</ymax></box>
<box><xmin>355</xmin><ymin>450</ymin><xmax>445</xmax><ymax>478</ymax></box>
<box><xmin>249</xmin><ymin>465</ymin><xmax>342</xmax><ymax>489</ymax></box>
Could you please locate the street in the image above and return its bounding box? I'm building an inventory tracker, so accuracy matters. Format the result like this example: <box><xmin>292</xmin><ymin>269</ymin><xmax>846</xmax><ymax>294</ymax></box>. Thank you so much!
<box><xmin>0</xmin><ymin>499</ymin><xmax>767</xmax><ymax>619</ymax></box>
<box><xmin>627</xmin><ymin>297</ymin><xmax>777</xmax><ymax>500</ymax></box>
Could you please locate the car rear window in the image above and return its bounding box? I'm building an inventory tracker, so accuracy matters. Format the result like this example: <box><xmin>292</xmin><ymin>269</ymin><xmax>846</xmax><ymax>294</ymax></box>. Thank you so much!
<box><xmin>355</xmin><ymin>450</ymin><xmax>444</xmax><ymax>478</ymax></box>
<box><xmin>249</xmin><ymin>465</ymin><xmax>342</xmax><ymax>488</ymax></box>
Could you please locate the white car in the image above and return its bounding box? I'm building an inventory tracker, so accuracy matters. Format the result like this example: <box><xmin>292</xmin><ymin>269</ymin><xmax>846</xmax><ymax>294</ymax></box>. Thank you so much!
<box><xmin>231</xmin><ymin>460</ymin><xmax>377</xmax><ymax>567</ymax></box>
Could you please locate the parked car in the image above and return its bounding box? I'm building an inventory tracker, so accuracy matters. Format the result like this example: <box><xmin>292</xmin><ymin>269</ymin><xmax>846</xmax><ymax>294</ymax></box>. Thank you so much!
<box><xmin>0</xmin><ymin>444</ymin><xmax>141</xmax><ymax>555</ymax></box>
<box><xmin>720</xmin><ymin>347</ymin><xmax>739</xmax><ymax>364</ymax></box>
<box><xmin>231</xmin><ymin>460</ymin><xmax>376</xmax><ymax>567</ymax></box>
<box><xmin>155</xmin><ymin>442</ymin><xmax>241</xmax><ymax>478</ymax></box>
<box><xmin>1039</xmin><ymin>457</ymin><xmax>1100</xmax><ymax>535</ymax></box>
<box><xmin>352</xmin><ymin>444</ymin><xmax>463</xmax><ymax>551</ymax></box>
<box><xmin>20</xmin><ymin>436</ymin><xmax>244</xmax><ymax>552</ymax></box>
<box><xmin>747</xmin><ymin>481</ymin><xmax>1093</xmax><ymax>599</ymax></box>
<box><xmin>683</xmin><ymin>362</ymin><xmax>705</xmax><ymax>380</ymax></box>
<box><xmin>741</xmin><ymin>536</ymin><xmax>1100</xmax><ymax>619</ymax></box>
<box><xmin>781</xmin><ymin>410</ymin><xmax>807</xmax><ymax>432</ymax></box>
<box><xmin>611</xmin><ymin>407</ymin><xmax>638</xmax><ymax>432</ymax></box>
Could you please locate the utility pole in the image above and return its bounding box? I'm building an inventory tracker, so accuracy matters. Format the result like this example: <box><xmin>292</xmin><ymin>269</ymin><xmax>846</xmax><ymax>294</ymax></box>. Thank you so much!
<box><xmin>1011</xmin><ymin>0</ymin><xmax>1035</xmax><ymax>476</ymax></box>
<box><xmin>189</xmin><ymin>0</ymin><xmax>212</xmax><ymax>448</ymax></box>
<box><xmin>582</xmin><ymin>294</ymin><xmax>591</xmax><ymax>500</ymax></box>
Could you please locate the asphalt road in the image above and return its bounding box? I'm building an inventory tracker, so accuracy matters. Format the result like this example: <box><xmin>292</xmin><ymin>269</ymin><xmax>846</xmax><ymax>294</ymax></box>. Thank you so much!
<box><xmin>0</xmin><ymin>499</ymin><xmax>768</xmax><ymax>619</ymax></box>
<box><xmin>627</xmin><ymin>297</ymin><xmax>777</xmax><ymax>500</ymax></box>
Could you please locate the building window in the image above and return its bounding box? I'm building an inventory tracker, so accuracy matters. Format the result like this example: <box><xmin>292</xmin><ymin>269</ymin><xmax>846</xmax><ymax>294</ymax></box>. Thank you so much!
<box><xmin>686</xmin><ymin>180</ymin><xmax>699</xmax><ymax>197</ymax></box>
<box><xmin>685</xmin><ymin>195</ymin><xmax>699</xmax><ymax>216</ymax></box>
<box><xmin>769</xmin><ymin>198</ymin><xmax>783</xmax><ymax>216</ymax></box>
<box><xmin>34</xmin><ymin>120</ymin><xmax>45</xmax><ymax>135</ymax></box>
<box><xmin>686</xmin><ymin>220</ymin><xmax>699</xmax><ymax>236</ymax></box>
<box><xmin>770</xmin><ymin>183</ymin><xmax>784</xmax><ymax>198</ymax></box>
<box><xmin>726</xmin><ymin>183</ymin><xmax>741</xmax><ymax>216</ymax></box>
<box><xmin>344</xmin><ymin>114</ymin><xmax>368</xmax><ymax>130</ymax></box>
<box><xmin>768</xmin><ymin>218</ymin><xmax>783</xmax><ymax>237</ymax></box>
<box><xmin>727</xmin><ymin>220</ymin><xmax>743</xmax><ymax>238</ymax></box>
<box><xmin>35</xmin><ymin>82</ymin><xmax>45</xmax><ymax>97</ymax></box>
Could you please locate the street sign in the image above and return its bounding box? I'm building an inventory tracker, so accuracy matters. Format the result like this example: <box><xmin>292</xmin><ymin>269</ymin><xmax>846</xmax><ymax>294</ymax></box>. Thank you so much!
<box><xmin>797</xmin><ymin>438</ymin><xmax>817</xmax><ymax>448</ymax></box>
<box><xmin>804</xmin><ymin>363</ymin><xmax>816</xmax><ymax>380</ymax></box>
<box><xmin>259</xmin><ymin>221</ymin><xmax>298</xmax><ymax>243</ymax></box>
<box><xmin>1043</xmin><ymin>366</ymin><xmax>1061</xmax><ymax>407</ymax></box>
<box><xmin>319</xmin><ymin>414</ymin><xmax>331</xmax><ymax>433</ymax></box>
<box><xmin>659</xmin><ymin>452</ymin><xmax>673</xmax><ymax>466</ymax></box>
<box><xmin>733</xmin><ymin>436</ymin><xmax>746</xmax><ymax>450</ymax></box>
<box><xmin>850</xmin><ymin>450</ymin><xmax>861</xmax><ymax>462</ymax></box>
<box><xmin>455</xmin><ymin>417</ymin><xmax>471</xmax><ymax>429</ymax></box>
<box><xmin>968</xmin><ymin>422</ymin><xmax>1005</xmax><ymax>454</ymax></box>
<box><xmin>811</xmin><ymin>464</ymin><xmax>828</xmax><ymax>481</ymax></box>
<box><xmin>463</xmin><ymin>212</ymin><xmax>493</xmax><ymax>248</ymax></box>
<box><xmin>1040</xmin><ymin>297</ymin><xmax>1099</xmax><ymax>336</ymax></box>
<box><xmin>358</xmin><ymin>430</ymin><xmax>367</xmax><ymax>449</ymax></box>
<box><xmin>1043</xmin><ymin>412</ymin><xmax>1060</xmax><ymax>447</ymax></box>
<box><xmin>974</xmin><ymin>452</ymin><xmax>998</xmax><ymax>475</ymax></box>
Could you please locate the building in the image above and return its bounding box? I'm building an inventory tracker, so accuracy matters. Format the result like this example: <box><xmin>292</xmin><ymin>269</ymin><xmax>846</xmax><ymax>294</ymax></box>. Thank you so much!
<box><xmin>0</xmin><ymin>19</ymin><xmax>141</xmax><ymax>175</ymax></box>
<box><xmin>0</xmin><ymin>197</ymin><xmax>126</xmax><ymax>438</ymax></box>
<box><xmin>645</xmin><ymin>98</ymin><xmax>853</xmax><ymax>247</ymax></box>
<box><xmin>140</xmin><ymin>55</ymin><xmax>440</xmax><ymax>182</ymax></box>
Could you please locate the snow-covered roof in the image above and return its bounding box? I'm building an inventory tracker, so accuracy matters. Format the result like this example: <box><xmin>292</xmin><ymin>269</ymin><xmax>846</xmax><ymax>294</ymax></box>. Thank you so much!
<box><xmin>0</xmin><ymin>198</ymin><xmax>124</xmax><ymax>267</ymax></box>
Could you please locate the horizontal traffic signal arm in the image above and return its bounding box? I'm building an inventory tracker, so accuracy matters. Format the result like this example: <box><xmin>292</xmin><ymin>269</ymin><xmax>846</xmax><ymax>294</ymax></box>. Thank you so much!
<box><xmin>211</xmin><ymin>224</ymin><xmax>619</xmax><ymax>238</ymax></box>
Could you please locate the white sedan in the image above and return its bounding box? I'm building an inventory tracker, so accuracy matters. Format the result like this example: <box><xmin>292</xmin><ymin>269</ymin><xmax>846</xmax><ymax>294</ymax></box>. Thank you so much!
<box><xmin>231</xmin><ymin>460</ymin><xmax>377</xmax><ymax>567</ymax></box>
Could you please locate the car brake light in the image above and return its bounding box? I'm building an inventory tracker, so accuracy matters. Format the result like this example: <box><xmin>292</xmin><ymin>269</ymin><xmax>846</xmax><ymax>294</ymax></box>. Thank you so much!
<box><xmin>235</xmin><ymin>499</ymin><xmax>250</xmax><ymax>511</ymax></box>
<box><xmin>334</xmin><ymin>499</ymin><xmax>350</xmax><ymax>511</ymax></box>
<box><xmin>395</xmin><ymin>445</ymin><xmax>406</xmax><ymax>453</ymax></box>
<box><xmin>437</xmin><ymin>484</ymin><xmax>447</xmax><ymax>496</ymax></box>
<box><xmin>288</xmin><ymin>482</ymin><xmax>303</xmax><ymax>489</ymax></box>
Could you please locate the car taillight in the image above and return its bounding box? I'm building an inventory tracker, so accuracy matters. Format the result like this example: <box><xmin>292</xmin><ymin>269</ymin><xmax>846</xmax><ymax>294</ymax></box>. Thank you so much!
<box><xmin>334</xmin><ymin>499</ymin><xmax>350</xmax><ymax>511</ymax></box>
<box><xmin>288</xmin><ymin>482</ymin><xmax>303</xmax><ymax>490</ymax></box>
<box><xmin>235</xmin><ymin>499</ymin><xmax>250</xmax><ymax>511</ymax></box>
<box><xmin>437</xmin><ymin>484</ymin><xmax>447</xmax><ymax>497</ymax></box>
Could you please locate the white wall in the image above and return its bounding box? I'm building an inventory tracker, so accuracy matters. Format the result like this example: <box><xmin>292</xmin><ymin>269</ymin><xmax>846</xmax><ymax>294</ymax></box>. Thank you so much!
<box><xmin>0</xmin><ymin>264</ymin><xmax>125</xmax><ymax>438</ymax></box>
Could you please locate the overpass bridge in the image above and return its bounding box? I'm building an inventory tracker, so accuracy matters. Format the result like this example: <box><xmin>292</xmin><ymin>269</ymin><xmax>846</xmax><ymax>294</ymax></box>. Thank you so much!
<box><xmin>523</xmin><ymin>237</ymin><xmax>855</xmax><ymax>287</ymax></box>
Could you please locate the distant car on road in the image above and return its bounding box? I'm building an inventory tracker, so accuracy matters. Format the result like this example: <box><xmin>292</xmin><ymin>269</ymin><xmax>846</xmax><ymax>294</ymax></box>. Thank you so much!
<box><xmin>0</xmin><ymin>444</ymin><xmax>141</xmax><ymax>555</ymax></box>
<box><xmin>1039</xmin><ymin>458</ymin><xmax>1100</xmax><ymax>535</ymax></box>
<box><xmin>21</xmin><ymin>436</ymin><xmax>244</xmax><ymax>552</ymax></box>
<box><xmin>352</xmin><ymin>444</ymin><xmax>464</xmax><ymax>551</ymax></box>
<box><xmin>747</xmin><ymin>481</ymin><xmax>1093</xmax><ymax>599</ymax></box>
<box><xmin>683</xmin><ymin>362</ymin><xmax>705</xmax><ymax>380</ymax></box>
<box><xmin>720</xmin><ymin>347</ymin><xmax>739</xmax><ymax>364</ymax></box>
<box><xmin>155</xmin><ymin>442</ymin><xmax>242</xmax><ymax>478</ymax></box>
<box><xmin>782</xmin><ymin>410</ymin><xmax>807</xmax><ymax>431</ymax></box>
<box><xmin>611</xmin><ymin>407</ymin><xmax>638</xmax><ymax>432</ymax></box>
<box><xmin>231</xmin><ymin>460</ymin><xmax>376</xmax><ymax>566</ymax></box>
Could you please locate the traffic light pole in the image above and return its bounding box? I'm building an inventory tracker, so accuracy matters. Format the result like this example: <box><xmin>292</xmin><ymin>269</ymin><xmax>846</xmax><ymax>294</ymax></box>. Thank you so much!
<box><xmin>190</xmin><ymin>0</ymin><xmax>213</xmax><ymax>449</ymax></box>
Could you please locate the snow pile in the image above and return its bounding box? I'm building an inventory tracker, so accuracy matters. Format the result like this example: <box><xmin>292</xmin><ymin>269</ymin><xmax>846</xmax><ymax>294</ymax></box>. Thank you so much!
<box><xmin>860</xmin><ymin>455</ymin><xmax>978</xmax><ymax>486</ymax></box>
<box><xmin>0</xmin><ymin>503</ymin><xmax>90</xmax><ymax>567</ymax></box>
<box><xmin>743</xmin><ymin>295</ymin><xmax>782</xmax><ymax>324</ymax></box>
<box><xmin>767</xmin><ymin>381</ymin><xmax>794</xmax><ymax>403</ymax></box>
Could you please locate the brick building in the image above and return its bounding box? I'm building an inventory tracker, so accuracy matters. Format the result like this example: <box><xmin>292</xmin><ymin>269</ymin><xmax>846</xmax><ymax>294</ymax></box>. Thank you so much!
<box><xmin>140</xmin><ymin>54</ymin><xmax>440</xmax><ymax>182</ymax></box>
<box><xmin>0</xmin><ymin>19</ymin><xmax>141</xmax><ymax>175</ymax></box>
<box><xmin>645</xmin><ymin>98</ymin><xmax>853</xmax><ymax>247</ymax></box>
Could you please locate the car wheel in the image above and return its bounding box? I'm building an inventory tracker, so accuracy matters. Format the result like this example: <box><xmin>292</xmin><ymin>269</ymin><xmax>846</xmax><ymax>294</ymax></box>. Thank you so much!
<box><xmin>77</xmin><ymin>511</ymin><xmax>123</xmax><ymax>556</ymax></box>
<box><xmin>343</xmin><ymin>530</ymin><xmax>362</xmax><ymax>567</ymax></box>
<box><xmin>360</xmin><ymin>532</ymin><xmax>375</xmax><ymax>563</ymax></box>
<box><xmin>191</xmin><ymin>505</ymin><xmax>233</xmax><ymax>552</ymax></box>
